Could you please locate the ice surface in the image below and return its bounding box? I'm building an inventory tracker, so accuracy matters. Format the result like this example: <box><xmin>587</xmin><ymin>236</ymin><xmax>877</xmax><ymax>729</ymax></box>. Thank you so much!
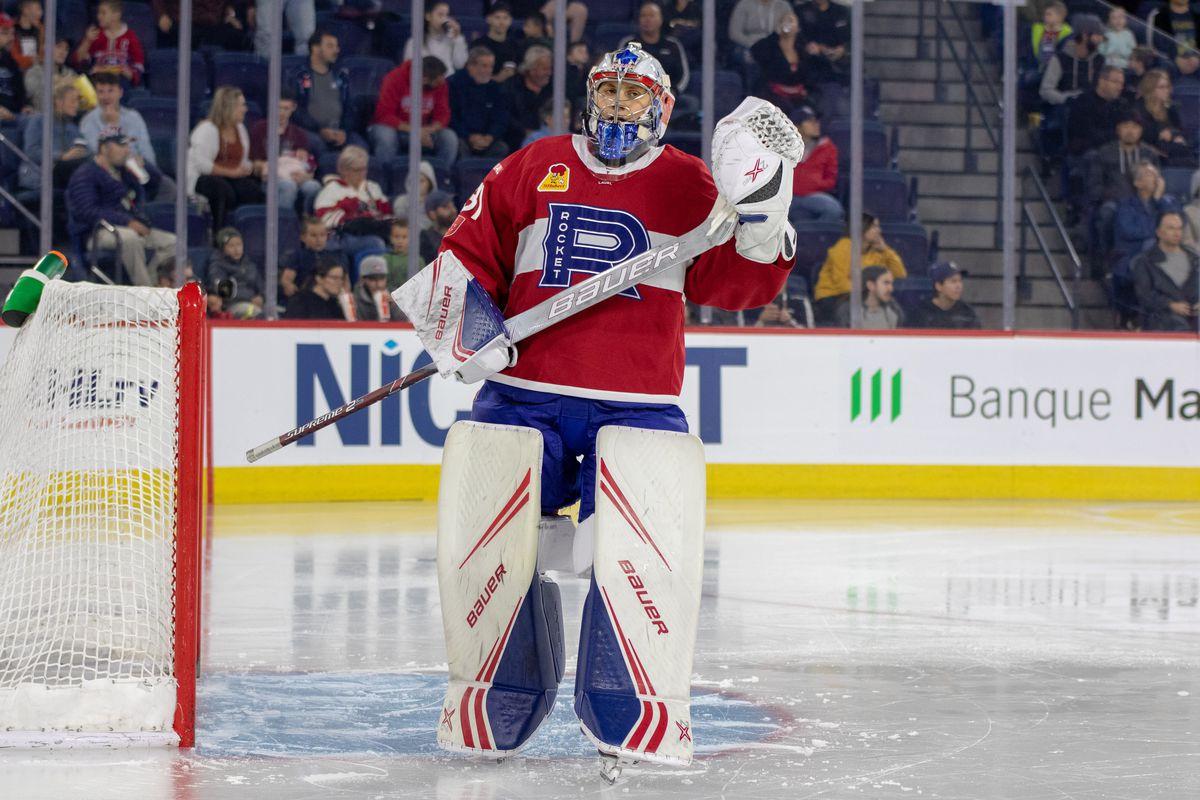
<box><xmin>0</xmin><ymin>499</ymin><xmax>1197</xmax><ymax>799</ymax></box>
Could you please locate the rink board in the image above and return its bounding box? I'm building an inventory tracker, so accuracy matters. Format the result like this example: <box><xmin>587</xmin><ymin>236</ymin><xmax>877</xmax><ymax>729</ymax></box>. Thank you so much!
<box><xmin>3</xmin><ymin>322</ymin><xmax>1199</xmax><ymax>501</ymax></box>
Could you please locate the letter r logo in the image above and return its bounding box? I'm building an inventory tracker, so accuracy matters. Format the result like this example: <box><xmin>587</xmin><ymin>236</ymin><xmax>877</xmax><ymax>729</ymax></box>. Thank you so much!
<box><xmin>541</xmin><ymin>203</ymin><xmax>650</xmax><ymax>299</ymax></box>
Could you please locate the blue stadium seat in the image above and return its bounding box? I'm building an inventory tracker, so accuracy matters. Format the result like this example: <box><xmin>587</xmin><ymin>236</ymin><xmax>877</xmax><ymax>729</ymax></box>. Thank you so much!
<box><xmin>121</xmin><ymin>2</ymin><xmax>157</xmax><ymax>59</ymax></box>
<box><xmin>212</xmin><ymin>53</ymin><xmax>270</xmax><ymax>110</ymax></box>
<box><xmin>587</xmin><ymin>0</ymin><xmax>634</xmax><ymax>23</ymax></box>
<box><xmin>661</xmin><ymin>129</ymin><xmax>702</xmax><ymax>157</ymax></box>
<box><xmin>282</xmin><ymin>54</ymin><xmax>309</xmax><ymax>86</ymax></box>
<box><xmin>126</xmin><ymin>96</ymin><xmax>181</xmax><ymax>139</ymax></box>
<box><xmin>792</xmin><ymin>220</ymin><xmax>845</xmax><ymax>284</ymax></box>
<box><xmin>881</xmin><ymin>222</ymin><xmax>933</xmax><ymax>276</ymax></box>
<box><xmin>851</xmin><ymin>169</ymin><xmax>914</xmax><ymax>223</ymax></box>
<box><xmin>231</xmin><ymin>205</ymin><xmax>301</xmax><ymax>268</ymax></box>
<box><xmin>453</xmin><ymin>156</ymin><xmax>501</xmax><ymax>200</ymax></box>
<box><xmin>189</xmin><ymin>246</ymin><xmax>213</xmax><ymax>283</ymax></box>
<box><xmin>458</xmin><ymin>15</ymin><xmax>487</xmax><ymax>42</ymax></box>
<box><xmin>594</xmin><ymin>23</ymin><xmax>632</xmax><ymax>54</ymax></box>
<box><xmin>690</xmin><ymin>70</ymin><xmax>745</xmax><ymax>119</ymax></box>
<box><xmin>322</xmin><ymin>18</ymin><xmax>374</xmax><ymax>57</ymax></box>
<box><xmin>143</xmin><ymin>202</ymin><xmax>213</xmax><ymax>247</ymax></box>
<box><xmin>339</xmin><ymin>56</ymin><xmax>396</xmax><ymax>97</ymax></box>
<box><xmin>150</xmin><ymin>135</ymin><xmax>176</xmax><ymax>178</ymax></box>
<box><xmin>813</xmin><ymin>80</ymin><xmax>880</xmax><ymax>121</ymax></box>
<box><xmin>826</xmin><ymin>119</ymin><xmax>892</xmax><ymax>169</ymax></box>
<box><xmin>146</xmin><ymin>50</ymin><xmax>209</xmax><ymax>102</ymax></box>
<box><xmin>1164</xmin><ymin>166</ymin><xmax>1193</xmax><ymax>199</ymax></box>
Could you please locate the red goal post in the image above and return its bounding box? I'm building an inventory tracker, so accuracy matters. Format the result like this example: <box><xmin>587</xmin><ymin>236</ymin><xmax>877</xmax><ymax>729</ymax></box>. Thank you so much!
<box><xmin>0</xmin><ymin>281</ymin><xmax>207</xmax><ymax>747</ymax></box>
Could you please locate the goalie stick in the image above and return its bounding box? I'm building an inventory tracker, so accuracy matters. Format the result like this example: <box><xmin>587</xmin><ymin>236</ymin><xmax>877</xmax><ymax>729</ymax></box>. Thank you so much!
<box><xmin>245</xmin><ymin>218</ymin><xmax>728</xmax><ymax>463</ymax></box>
<box><xmin>245</xmin><ymin>99</ymin><xmax>803</xmax><ymax>463</ymax></box>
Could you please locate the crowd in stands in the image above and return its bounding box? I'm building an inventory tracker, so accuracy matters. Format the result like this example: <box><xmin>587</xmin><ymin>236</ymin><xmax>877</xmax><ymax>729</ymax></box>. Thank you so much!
<box><xmin>1023</xmin><ymin>0</ymin><xmax>1200</xmax><ymax>331</ymax></box>
<box><xmin>0</xmin><ymin>0</ymin><xmax>1187</xmax><ymax>332</ymax></box>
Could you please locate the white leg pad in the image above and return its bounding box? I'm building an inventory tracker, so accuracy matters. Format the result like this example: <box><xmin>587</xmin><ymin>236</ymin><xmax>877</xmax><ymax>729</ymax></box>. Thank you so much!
<box><xmin>436</xmin><ymin>421</ymin><xmax>545</xmax><ymax>755</ymax></box>
<box><xmin>577</xmin><ymin>425</ymin><xmax>706</xmax><ymax>766</ymax></box>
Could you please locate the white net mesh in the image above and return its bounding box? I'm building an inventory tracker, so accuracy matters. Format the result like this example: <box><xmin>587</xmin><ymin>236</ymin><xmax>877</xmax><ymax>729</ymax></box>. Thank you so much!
<box><xmin>0</xmin><ymin>281</ymin><xmax>181</xmax><ymax>736</ymax></box>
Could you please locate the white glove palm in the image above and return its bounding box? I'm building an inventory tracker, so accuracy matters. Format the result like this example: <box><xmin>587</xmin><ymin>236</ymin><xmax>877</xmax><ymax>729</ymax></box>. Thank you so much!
<box><xmin>711</xmin><ymin>98</ymin><xmax>803</xmax><ymax>264</ymax></box>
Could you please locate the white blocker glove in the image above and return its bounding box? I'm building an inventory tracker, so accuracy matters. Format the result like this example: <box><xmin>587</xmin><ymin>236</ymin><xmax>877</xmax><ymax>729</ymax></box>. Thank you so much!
<box><xmin>392</xmin><ymin>250</ymin><xmax>517</xmax><ymax>384</ymax></box>
<box><xmin>711</xmin><ymin>97</ymin><xmax>804</xmax><ymax>264</ymax></box>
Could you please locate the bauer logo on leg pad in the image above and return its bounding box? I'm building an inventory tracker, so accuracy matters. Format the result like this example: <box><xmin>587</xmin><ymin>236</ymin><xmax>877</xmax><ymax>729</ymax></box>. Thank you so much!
<box><xmin>618</xmin><ymin>560</ymin><xmax>669</xmax><ymax>635</ymax></box>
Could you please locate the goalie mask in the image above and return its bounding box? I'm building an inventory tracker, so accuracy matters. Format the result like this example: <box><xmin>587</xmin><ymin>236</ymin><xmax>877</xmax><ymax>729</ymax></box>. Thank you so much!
<box><xmin>584</xmin><ymin>43</ymin><xmax>675</xmax><ymax>167</ymax></box>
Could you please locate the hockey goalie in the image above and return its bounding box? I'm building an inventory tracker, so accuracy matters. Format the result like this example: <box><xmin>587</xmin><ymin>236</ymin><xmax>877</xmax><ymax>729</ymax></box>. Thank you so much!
<box><xmin>394</xmin><ymin>43</ymin><xmax>800</xmax><ymax>780</ymax></box>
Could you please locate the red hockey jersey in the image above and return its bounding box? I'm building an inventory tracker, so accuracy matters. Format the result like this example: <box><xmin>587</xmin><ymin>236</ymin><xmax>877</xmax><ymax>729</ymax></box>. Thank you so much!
<box><xmin>438</xmin><ymin>134</ymin><xmax>793</xmax><ymax>403</ymax></box>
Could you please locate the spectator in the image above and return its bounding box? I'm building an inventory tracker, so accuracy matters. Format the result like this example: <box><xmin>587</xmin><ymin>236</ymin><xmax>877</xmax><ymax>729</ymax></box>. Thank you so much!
<box><xmin>1113</xmin><ymin>162</ymin><xmax>1179</xmax><ymax>288</ymax></box>
<box><xmin>540</xmin><ymin>0</ymin><xmax>588</xmax><ymax>45</ymax></box>
<box><xmin>1088</xmin><ymin>111</ymin><xmax>1159</xmax><ymax>231</ymax></box>
<box><xmin>728</xmin><ymin>0</ymin><xmax>792</xmax><ymax>52</ymax></box>
<box><xmin>1127</xmin><ymin>46</ymin><xmax>1162</xmax><ymax>92</ymax></box>
<box><xmin>1039</xmin><ymin>14</ymin><xmax>1105</xmax><ymax>107</ymax></box>
<box><xmin>382</xmin><ymin>217</ymin><xmax>422</xmax><ymax>287</ymax></box>
<box><xmin>1184</xmin><ymin>172</ymin><xmax>1200</xmax><ymax>244</ymax></box>
<box><xmin>66</xmin><ymin>127</ymin><xmax>175</xmax><ymax>286</ymax></box>
<box><xmin>448</xmin><ymin>47</ymin><xmax>510</xmax><ymax>159</ymax></box>
<box><xmin>206</xmin><ymin>227</ymin><xmax>264</xmax><ymax>318</ymax></box>
<box><xmin>1066</xmin><ymin>65</ymin><xmax>1128</xmax><ymax>157</ymax></box>
<box><xmin>404</xmin><ymin>0</ymin><xmax>468</xmax><ymax>75</ymax></box>
<box><xmin>565</xmin><ymin>40</ymin><xmax>591</xmax><ymax>108</ymax></box>
<box><xmin>80</xmin><ymin>72</ymin><xmax>174</xmax><ymax>201</ymax></box>
<box><xmin>283</xmin><ymin>260</ymin><xmax>351</xmax><ymax>319</ymax></box>
<box><xmin>314</xmin><ymin>144</ymin><xmax>392</xmax><ymax>261</ymax></box>
<box><xmin>187</xmin><ymin>86</ymin><xmax>265</xmax><ymax>230</ymax></box>
<box><xmin>750</xmin><ymin>11</ymin><xmax>808</xmax><ymax>109</ymax></box>
<box><xmin>519</xmin><ymin>12</ymin><xmax>552</xmax><ymax>58</ymax></box>
<box><xmin>503</xmin><ymin>45</ymin><xmax>552</xmax><ymax>151</ymax></box>
<box><xmin>1099</xmin><ymin>6</ymin><xmax>1135</xmax><ymax>69</ymax></box>
<box><xmin>1171</xmin><ymin>48</ymin><xmax>1200</xmax><ymax>88</ymax></box>
<box><xmin>906</xmin><ymin>261</ymin><xmax>981</xmax><ymax>329</ymax></box>
<box><xmin>1132</xmin><ymin>211</ymin><xmax>1199</xmax><ymax>330</ymax></box>
<box><xmin>249</xmin><ymin>88</ymin><xmax>321</xmax><ymax>212</ymax></box>
<box><xmin>620</xmin><ymin>2</ymin><xmax>689</xmax><ymax>94</ymax></box>
<box><xmin>0</xmin><ymin>15</ymin><xmax>30</xmax><ymax>120</ymax></box>
<box><xmin>254</xmin><ymin>0</ymin><xmax>316</xmax><ymax>58</ymax></box>
<box><xmin>371</xmin><ymin>56</ymin><xmax>458</xmax><ymax>168</ymax></box>
<box><xmin>352</xmin><ymin>254</ymin><xmax>402</xmax><ymax>320</ymax></box>
<box><xmin>11</xmin><ymin>0</ymin><xmax>43</xmax><ymax>71</ymax></box>
<box><xmin>155</xmin><ymin>255</ymin><xmax>193</xmax><ymax>288</ymax></box>
<box><xmin>788</xmin><ymin>105</ymin><xmax>841</xmax><ymax>223</ymax></box>
<box><xmin>1154</xmin><ymin>0</ymin><xmax>1200</xmax><ymax>56</ymax></box>
<box><xmin>279</xmin><ymin>214</ymin><xmax>350</xmax><ymax>298</ymax></box>
<box><xmin>392</xmin><ymin>159</ymin><xmax>436</xmax><ymax>227</ymax></box>
<box><xmin>152</xmin><ymin>0</ymin><xmax>252</xmax><ymax>50</ymax></box>
<box><xmin>522</xmin><ymin>98</ymin><xmax>571</xmax><ymax>147</ymax></box>
<box><xmin>835</xmin><ymin>265</ymin><xmax>904</xmax><ymax>329</ymax></box>
<box><xmin>473</xmin><ymin>1</ymin><xmax>520</xmax><ymax>82</ymax></box>
<box><xmin>798</xmin><ymin>0</ymin><xmax>850</xmax><ymax>82</ymax></box>
<box><xmin>25</xmin><ymin>35</ymin><xmax>80</xmax><ymax>112</ymax></box>
<box><xmin>1031</xmin><ymin>0</ymin><xmax>1071</xmax><ymax>69</ymax></box>
<box><xmin>74</xmin><ymin>0</ymin><xmax>145</xmax><ymax>87</ymax></box>
<box><xmin>294</xmin><ymin>29</ymin><xmax>361</xmax><ymax>154</ymax></box>
<box><xmin>754</xmin><ymin>294</ymin><xmax>802</xmax><ymax>328</ymax></box>
<box><xmin>20</xmin><ymin>81</ymin><xmax>89</xmax><ymax>192</ymax></box>
<box><xmin>663</xmin><ymin>0</ymin><xmax>700</xmax><ymax>46</ymax></box>
<box><xmin>420</xmin><ymin>189</ymin><xmax>457</xmax><ymax>262</ymax></box>
<box><xmin>1135</xmin><ymin>69</ymin><xmax>1194</xmax><ymax>166</ymax></box>
<box><xmin>813</xmin><ymin>214</ymin><xmax>907</xmax><ymax>325</ymax></box>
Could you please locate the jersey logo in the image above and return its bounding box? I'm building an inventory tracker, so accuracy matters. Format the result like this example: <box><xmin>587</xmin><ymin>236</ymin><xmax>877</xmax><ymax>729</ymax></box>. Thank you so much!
<box><xmin>541</xmin><ymin>203</ymin><xmax>651</xmax><ymax>299</ymax></box>
<box><xmin>537</xmin><ymin>163</ymin><xmax>570</xmax><ymax>192</ymax></box>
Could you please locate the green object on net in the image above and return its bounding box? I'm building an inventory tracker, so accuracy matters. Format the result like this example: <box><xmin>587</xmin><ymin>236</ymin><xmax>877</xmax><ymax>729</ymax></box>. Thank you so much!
<box><xmin>2</xmin><ymin>251</ymin><xmax>68</xmax><ymax>328</ymax></box>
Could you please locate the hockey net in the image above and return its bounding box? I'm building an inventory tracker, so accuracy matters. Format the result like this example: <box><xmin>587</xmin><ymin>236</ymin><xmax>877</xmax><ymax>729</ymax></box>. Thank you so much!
<box><xmin>0</xmin><ymin>281</ymin><xmax>205</xmax><ymax>746</ymax></box>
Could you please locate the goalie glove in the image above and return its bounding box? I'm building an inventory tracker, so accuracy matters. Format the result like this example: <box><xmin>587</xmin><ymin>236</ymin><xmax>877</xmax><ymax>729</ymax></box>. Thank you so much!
<box><xmin>393</xmin><ymin>251</ymin><xmax>517</xmax><ymax>384</ymax></box>
<box><xmin>711</xmin><ymin>97</ymin><xmax>804</xmax><ymax>264</ymax></box>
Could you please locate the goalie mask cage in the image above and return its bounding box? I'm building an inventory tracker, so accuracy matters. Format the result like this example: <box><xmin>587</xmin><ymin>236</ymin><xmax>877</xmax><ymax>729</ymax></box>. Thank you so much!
<box><xmin>0</xmin><ymin>281</ymin><xmax>206</xmax><ymax>747</ymax></box>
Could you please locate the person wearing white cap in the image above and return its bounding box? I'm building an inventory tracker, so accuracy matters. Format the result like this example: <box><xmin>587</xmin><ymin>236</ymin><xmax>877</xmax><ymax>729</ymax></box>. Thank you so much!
<box><xmin>352</xmin><ymin>254</ymin><xmax>402</xmax><ymax>322</ymax></box>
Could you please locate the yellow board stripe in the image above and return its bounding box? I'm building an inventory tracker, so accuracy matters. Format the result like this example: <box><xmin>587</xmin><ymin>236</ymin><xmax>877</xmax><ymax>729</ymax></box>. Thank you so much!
<box><xmin>212</xmin><ymin>464</ymin><xmax>1200</xmax><ymax>504</ymax></box>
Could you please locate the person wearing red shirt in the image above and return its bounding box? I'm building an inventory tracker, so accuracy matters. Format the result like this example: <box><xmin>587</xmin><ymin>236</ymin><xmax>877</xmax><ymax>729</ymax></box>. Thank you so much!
<box><xmin>788</xmin><ymin>105</ymin><xmax>843</xmax><ymax>222</ymax></box>
<box><xmin>369</xmin><ymin>55</ymin><xmax>459</xmax><ymax>169</ymax></box>
<box><xmin>74</xmin><ymin>0</ymin><xmax>145</xmax><ymax>87</ymax></box>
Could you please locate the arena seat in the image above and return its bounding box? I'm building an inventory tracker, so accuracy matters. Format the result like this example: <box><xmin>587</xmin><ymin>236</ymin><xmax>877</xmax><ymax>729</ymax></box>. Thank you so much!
<box><xmin>453</xmin><ymin>156</ymin><xmax>502</xmax><ymax>200</ymax></box>
<box><xmin>791</xmin><ymin>220</ymin><xmax>845</xmax><ymax>284</ymax></box>
<box><xmin>143</xmin><ymin>202</ymin><xmax>213</xmax><ymax>248</ymax></box>
<box><xmin>127</xmin><ymin>96</ymin><xmax>183</xmax><ymax>139</ymax></box>
<box><xmin>339</xmin><ymin>56</ymin><xmax>397</xmax><ymax>97</ymax></box>
<box><xmin>212</xmin><ymin>52</ymin><xmax>270</xmax><ymax>110</ymax></box>
<box><xmin>146</xmin><ymin>50</ymin><xmax>210</xmax><ymax>102</ymax></box>
<box><xmin>826</xmin><ymin>119</ymin><xmax>892</xmax><ymax>169</ymax></box>
<box><xmin>1163</xmin><ymin>166</ymin><xmax>1193</xmax><ymax>200</ymax></box>
<box><xmin>232</xmin><ymin>205</ymin><xmax>301</xmax><ymax>268</ymax></box>
<box><xmin>121</xmin><ymin>2</ymin><xmax>158</xmax><ymax>59</ymax></box>
<box><xmin>881</xmin><ymin>222</ymin><xmax>934</xmax><ymax>277</ymax></box>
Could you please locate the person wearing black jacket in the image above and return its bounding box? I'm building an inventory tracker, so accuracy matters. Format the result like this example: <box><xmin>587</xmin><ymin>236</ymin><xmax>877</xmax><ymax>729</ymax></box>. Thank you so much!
<box><xmin>283</xmin><ymin>261</ymin><xmax>351</xmax><ymax>320</ymax></box>
<box><xmin>1132</xmin><ymin>211</ymin><xmax>1200</xmax><ymax>331</ymax></box>
<box><xmin>906</xmin><ymin>261</ymin><xmax>982</xmax><ymax>330</ymax></box>
<box><xmin>1066</xmin><ymin>66</ymin><xmax>1129</xmax><ymax>156</ymax></box>
<box><xmin>620</xmin><ymin>2</ymin><xmax>689</xmax><ymax>93</ymax></box>
<box><xmin>448</xmin><ymin>47</ymin><xmax>510</xmax><ymax>159</ymax></box>
<box><xmin>0</xmin><ymin>15</ymin><xmax>29</xmax><ymax>121</ymax></box>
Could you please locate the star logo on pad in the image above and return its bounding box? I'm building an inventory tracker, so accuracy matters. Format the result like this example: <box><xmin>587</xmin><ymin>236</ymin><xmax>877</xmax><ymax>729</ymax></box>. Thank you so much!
<box><xmin>441</xmin><ymin>706</ymin><xmax>455</xmax><ymax>731</ymax></box>
<box><xmin>676</xmin><ymin>721</ymin><xmax>691</xmax><ymax>742</ymax></box>
<box><xmin>744</xmin><ymin>158</ymin><xmax>765</xmax><ymax>181</ymax></box>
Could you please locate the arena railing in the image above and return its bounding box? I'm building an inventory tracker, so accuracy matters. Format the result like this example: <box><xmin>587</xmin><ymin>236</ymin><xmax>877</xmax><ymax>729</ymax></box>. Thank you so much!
<box><xmin>1018</xmin><ymin>165</ymin><xmax>1082</xmax><ymax>330</ymax></box>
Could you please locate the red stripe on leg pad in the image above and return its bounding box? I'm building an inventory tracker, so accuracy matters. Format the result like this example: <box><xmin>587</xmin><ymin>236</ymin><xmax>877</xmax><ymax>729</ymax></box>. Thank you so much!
<box><xmin>599</xmin><ymin>460</ymin><xmax>672</xmax><ymax>572</ymax></box>
<box><xmin>626</xmin><ymin>699</ymin><xmax>654</xmax><ymax>751</ymax></box>
<box><xmin>458</xmin><ymin>469</ymin><xmax>532</xmax><ymax>569</ymax></box>
<box><xmin>646</xmin><ymin>701</ymin><xmax>669</xmax><ymax>753</ymax></box>
<box><xmin>601</xmin><ymin>587</ymin><xmax>647</xmax><ymax>695</ymax></box>
<box><xmin>474</xmin><ymin>688</ymin><xmax>491</xmax><ymax>750</ymax></box>
<box><xmin>460</xmin><ymin>687</ymin><xmax>475</xmax><ymax>748</ymax></box>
